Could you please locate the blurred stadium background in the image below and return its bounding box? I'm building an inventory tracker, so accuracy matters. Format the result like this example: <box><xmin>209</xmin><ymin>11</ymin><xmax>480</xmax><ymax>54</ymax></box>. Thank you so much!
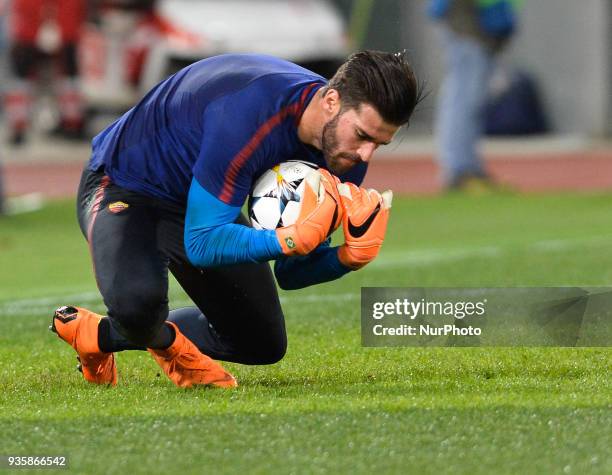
<box><xmin>0</xmin><ymin>0</ymin><xmax>610</xmax><ymax>202</ymax></box>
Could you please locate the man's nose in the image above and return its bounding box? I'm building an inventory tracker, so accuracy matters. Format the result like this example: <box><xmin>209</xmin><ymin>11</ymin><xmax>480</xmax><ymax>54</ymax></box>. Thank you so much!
<box><xmin>358</xmin><ymin>142</ymin><xmax>378</xmax><ymax>162</ymax></box>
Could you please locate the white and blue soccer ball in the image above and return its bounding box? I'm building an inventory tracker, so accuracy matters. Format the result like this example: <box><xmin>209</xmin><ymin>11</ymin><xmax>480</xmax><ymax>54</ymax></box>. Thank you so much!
<box><xmin>249</xmin><ymin>160</ymin><xmax>319</xmax><ymax>230</ymax></box>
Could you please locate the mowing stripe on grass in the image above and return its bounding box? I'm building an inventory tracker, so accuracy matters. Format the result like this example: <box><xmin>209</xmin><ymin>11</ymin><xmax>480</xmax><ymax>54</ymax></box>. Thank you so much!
<box><xmin>2</xmin><ymin>234</ymin><xmax>610</xmax><ymax>317</ymax></box>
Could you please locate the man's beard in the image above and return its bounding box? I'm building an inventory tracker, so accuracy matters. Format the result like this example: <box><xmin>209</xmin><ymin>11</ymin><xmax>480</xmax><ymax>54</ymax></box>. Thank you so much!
<box><xmin>321</xmin><ymin>112</ymin><xmax>361</xmax><ymax>175</ymax></box>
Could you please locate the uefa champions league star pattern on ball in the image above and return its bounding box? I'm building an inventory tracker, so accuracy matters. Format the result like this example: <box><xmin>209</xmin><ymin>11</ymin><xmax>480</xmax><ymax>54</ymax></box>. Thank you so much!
<box><xmin>249</xmin><ymin>160</ymin><xmax>319</xmax><ymax>230</ymax></box>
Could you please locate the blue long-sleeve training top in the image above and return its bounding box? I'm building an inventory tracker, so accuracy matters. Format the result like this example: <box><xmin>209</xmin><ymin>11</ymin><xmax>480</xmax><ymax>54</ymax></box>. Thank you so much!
<box><xmin>88</xmin><ymin>54</ymin><xmax>367</xmax><ymax>286</ymax></box>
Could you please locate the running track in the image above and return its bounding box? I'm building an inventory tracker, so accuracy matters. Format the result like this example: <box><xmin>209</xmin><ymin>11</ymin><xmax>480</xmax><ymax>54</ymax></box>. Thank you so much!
<box><xmin>4</xmin><ymin>150</ymin><xmax>612</xmax><ymax>198</ymax></box>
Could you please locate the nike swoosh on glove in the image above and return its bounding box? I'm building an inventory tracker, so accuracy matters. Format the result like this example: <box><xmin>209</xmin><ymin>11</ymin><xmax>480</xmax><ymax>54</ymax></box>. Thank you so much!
<box><xmin>336</xmin><ymin>182</ymin><xmax>392</xmax><ymax>269</ymax></box>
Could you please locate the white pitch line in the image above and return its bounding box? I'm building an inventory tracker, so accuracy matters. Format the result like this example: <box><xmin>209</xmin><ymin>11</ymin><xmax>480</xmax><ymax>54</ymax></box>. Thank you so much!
<box><xmin>371</xmin><ymin>235</ymin><xmax>612</xmax><ymax>269</ymax></box>
<box><xmin>0</xmin><ymin>291</ymin><xmax>101</xmax><ymax>316</ymax></box>
<box><xmin>0</xmin><ymin>291</ymin><xmax>359</xmax><ymax>317</ymax></box>
<box><xmin>3</xmin><ymin>193</ymin><xmax>45</xmax><ymax>216</ymax></box>
<box><xmin>529</xmin><ymin>235</ymin><xmax>612</xmax><ymax>252</ymax></box>
<box><xmin>281</xmin><ymin>292</ymin><xmax>358</xmax><ymax>304</ymax></box>
<box><xmin>371</xmin><ymin>245</ymin><xmax>501</xmax><ymax>268</ymax></box>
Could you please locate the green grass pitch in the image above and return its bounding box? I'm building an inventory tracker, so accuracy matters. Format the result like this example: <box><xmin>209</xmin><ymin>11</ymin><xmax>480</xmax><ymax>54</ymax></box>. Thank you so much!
<box><xmin>0</xmin><ymin>193</ymin><xmax>610</xmax><ymax>474</ymax></box>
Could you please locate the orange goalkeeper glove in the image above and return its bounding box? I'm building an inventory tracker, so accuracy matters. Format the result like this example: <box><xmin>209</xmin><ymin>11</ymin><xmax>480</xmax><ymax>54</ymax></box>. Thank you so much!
<box><xmin>336</xmin><ymin>182</ymin><xmax>393</xmax><ymax>270</ymax></box>
<box><xmin>276</xmin><ymin>169</ymin><xmax>343</xmax><ymax>256</ymax></box>
<box><xmin>318</xmin><ymin>168</ymin><xmax>344</xmax><ymax>232</ymax></box>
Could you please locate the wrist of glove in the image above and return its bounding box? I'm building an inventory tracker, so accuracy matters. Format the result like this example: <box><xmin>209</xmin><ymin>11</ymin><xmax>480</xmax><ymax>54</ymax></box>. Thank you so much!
<box><xmin>276</xmin><ymin>169</ymin><xmax>343</xmax><ymax>256</ymax></box>
<box><xmin>336</xmin><ymin>182</ymin><xmax>392</xmax><ymax>270</ymax></box>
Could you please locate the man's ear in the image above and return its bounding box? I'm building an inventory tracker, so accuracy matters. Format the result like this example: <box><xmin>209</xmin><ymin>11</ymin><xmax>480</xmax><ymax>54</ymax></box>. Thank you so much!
<box><xmin>322</xmin><ymin>88</ymin><xmax>341</xmax><ymax>117</ymax></box>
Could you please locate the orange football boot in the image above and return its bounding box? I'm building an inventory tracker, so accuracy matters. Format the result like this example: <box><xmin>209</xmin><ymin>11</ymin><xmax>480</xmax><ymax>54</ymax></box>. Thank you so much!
<box><xmin>148</xmin><ymin>322</ymin><xmax>237</xmax><ymax>389</ymax></box>
<box><xmin>50</xmin><ymin>306</ymin><xmax>118</xmax><ymax>386</ymax></box>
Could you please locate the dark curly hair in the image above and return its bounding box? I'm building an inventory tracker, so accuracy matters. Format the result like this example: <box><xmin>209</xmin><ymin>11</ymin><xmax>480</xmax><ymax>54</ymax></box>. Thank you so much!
<box><xmin>325</xmin><ymin>50</ymin><xmax>423</xmax><ymax>126</ymax></box>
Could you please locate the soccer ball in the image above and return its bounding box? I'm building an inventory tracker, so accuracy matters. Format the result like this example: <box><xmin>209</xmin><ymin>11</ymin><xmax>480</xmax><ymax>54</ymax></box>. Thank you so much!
<box><xmin>249</xmin><ymin>160</ymin><xmax>319</xmax><ymax>230</ymax></box>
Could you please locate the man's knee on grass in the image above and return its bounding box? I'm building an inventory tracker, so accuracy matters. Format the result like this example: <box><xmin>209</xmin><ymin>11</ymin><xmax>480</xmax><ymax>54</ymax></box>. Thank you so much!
<box><xmin>246</xmin><ymin>335</ymin><xmax>287</xmax><ymax>365</ymax></box>
<box><xmin>107</xmin><ymin>284</ymin><xmax>169</xmax><ymax>347</ymax></box>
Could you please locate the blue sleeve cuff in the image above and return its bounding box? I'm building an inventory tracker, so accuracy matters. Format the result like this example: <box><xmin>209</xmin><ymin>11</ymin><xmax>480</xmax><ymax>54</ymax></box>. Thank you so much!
<box><xmin>184</xmin><ymin>178</ymin><xmax>282</xmax><ymax>267</ymax></box>
<box><xmin>274</xmin><ymin>241</ymin><xmax>352</xmax><ymax>290</ymax></box>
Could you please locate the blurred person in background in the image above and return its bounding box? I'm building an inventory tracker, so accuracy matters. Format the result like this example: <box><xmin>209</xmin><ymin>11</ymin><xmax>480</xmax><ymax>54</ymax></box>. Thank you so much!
<box><xmin>428</xmin><ymin>0</ymin><xmax>521</xmax><ymax>192</ymax></box>
<box><xmin>0</xmin><ymin>0</ymin><xmax>8</xmax><ymax>83</ymax></box>
<box><xmin>4</xmin><ymin>0</ymin><xmax>86</xmax><ymax>145</ymax></box>
<box><xmin>0</xmin><ymin>0</ymin><xmax>8</xmax><ymax>213</ymax></box>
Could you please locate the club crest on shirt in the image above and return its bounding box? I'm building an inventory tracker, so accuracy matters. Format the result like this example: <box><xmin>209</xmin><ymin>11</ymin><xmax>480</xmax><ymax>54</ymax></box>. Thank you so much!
<box><xmin>108</xmin><ymin>201</ymin><xmax>130</xmax><ymax>214</ymax></box>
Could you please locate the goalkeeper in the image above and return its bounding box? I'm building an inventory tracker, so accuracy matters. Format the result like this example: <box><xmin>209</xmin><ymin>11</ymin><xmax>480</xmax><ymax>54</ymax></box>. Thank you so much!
<box><xmin>51</xmin><ymin>51</ymin><xmax>421</xmax><ymax>388</ymax></box>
